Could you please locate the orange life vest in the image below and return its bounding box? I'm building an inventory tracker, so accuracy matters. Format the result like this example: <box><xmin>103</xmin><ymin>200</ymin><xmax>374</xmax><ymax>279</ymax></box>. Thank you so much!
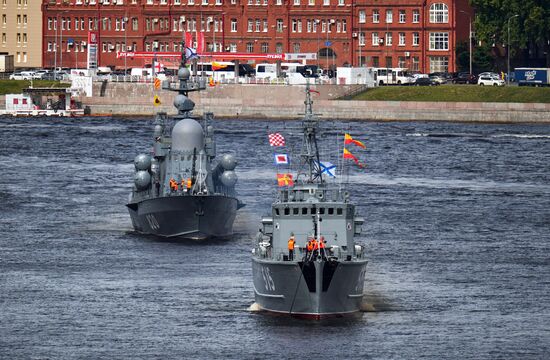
<box><xmin>288</xmin><ymin>237</ymin><xmax>295</xmax><ymax>250</ymax></box>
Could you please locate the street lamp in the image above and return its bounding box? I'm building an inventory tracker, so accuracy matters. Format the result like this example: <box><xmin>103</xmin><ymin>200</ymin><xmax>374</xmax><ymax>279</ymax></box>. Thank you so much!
<box><xmin>459</xmin><ymin>10</ymin><xmax>472</xmax><ymax>75</ymax></box>
<box><xmin>507</xmin><ymin>14</ymin><xmax>519</xmax><ymax>85</ymax></box>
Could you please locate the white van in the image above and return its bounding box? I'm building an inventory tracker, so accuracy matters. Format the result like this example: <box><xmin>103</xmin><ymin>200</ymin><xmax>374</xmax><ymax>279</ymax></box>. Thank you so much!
<box><xmin>373</xmin><ymin>67</ymin><xmax>414</xmax><ymax>85</ymax></box>
<box><xmin>255</xmin><ymin>62</ymin><xmax>308</xmax><ymax>79</ymax></box>
<box><xmin>130</xmin><ymin>68</ymin><xmax>167</xmax><ymax>80</ymax></box>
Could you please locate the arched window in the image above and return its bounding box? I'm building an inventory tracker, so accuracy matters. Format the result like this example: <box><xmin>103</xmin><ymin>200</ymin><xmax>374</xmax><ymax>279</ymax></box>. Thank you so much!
<box><xmin>429</xmin><ymin>3</ymin><xmax>448</xmax><ymax>23</ymax></box>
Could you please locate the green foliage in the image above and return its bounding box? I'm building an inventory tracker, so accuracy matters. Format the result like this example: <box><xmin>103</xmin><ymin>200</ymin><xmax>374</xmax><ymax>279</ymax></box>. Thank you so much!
<box><xmin>351</xmin><ymin>85</ymin><xmax>550</xmax><ymax>103</ymax></box>
<box><xmin>470</xmin><ymin>0</ymin><xmax>550</xmax><ymax>65</ymax></box>
<box><xmin>0</xmin><ymin>80</ymin><xmax>68</xmax><ymax>95</ymax></box>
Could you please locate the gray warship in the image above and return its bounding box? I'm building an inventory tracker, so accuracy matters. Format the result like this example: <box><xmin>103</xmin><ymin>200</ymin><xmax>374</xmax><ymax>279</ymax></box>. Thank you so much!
<box><xmin>127</xmin><ymin>48</ymin><xmax>242</xmax><ymax>239</ymax></box>
<box><xmin>252</xmin><ymin>85</ymin><xmax>368</xmax><ymax>318</ymax></box>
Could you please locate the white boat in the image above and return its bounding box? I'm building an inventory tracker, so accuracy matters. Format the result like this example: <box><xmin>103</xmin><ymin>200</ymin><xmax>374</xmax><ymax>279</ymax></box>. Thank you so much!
<box><xmin>1</xmin><ymin>88</ymin><xmax>84</xmax><ymax>117</ymax></box>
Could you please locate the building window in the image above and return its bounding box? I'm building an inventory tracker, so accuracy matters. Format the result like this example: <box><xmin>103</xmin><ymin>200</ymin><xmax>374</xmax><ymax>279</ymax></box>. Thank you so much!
<box><xmin>17</xmin><ymin>15</ymin><xmax>21</xmax><ymax>26</ymax></box>
<box><xmin>276</xmin><ymin>19</ymin><xmax>283</xmax><ymax>32</ymax></box>
<box><xmin>372</xmin><ymin>32</ymin><xmax>379</xmax><ymax>46</ymax></box>
<box><xmin>385</xmin><ymin>56</ymin><xmax>392</xmax><ymax>68</ymax></box>
<box><xmin>399</xmin><ymin>10</ymin><xmax>405</xmax><ymax>23</ymax></box>
<box><xmin>22</xmin><ymin>33</ymin><xmax>26</xmax><ymax>44</ymax></box>
<box><xmin>412</xmin><ymin>32</ymin><xmax>419</xmax><ymax>46</ymax></box>
<box><xmin>429</xmin><ymin>3</ymin><xmax>448</xmax><ymax>23</ymax></box>
<box><xmin>276</xmin><ymin>0</ymin><xmax>282</xmax><ymax>4</ymax></box>
<box><xmin>231</xmin><ymin>19</ymin><xmax>237</xmax><ymax>32</ymax></box>
<box><xmin>2</xmin><ymin>33</ymin><xmax>6</xmax><ymax>45</ymax></box>
<box><xmin>261</xmin><ymin>42</ymin><xmax>269</xmax><ymax>53</ymax></box>
<box><xmin>386</xmin><ymin>10</ymin><xmax>392</xmax><ymax>23</ymax></box>
<box><xmin>297</xmin><ymin>20</ymin><xmax>302</xmax><ymax>32</ymax></box>
<box><xmin>246</xmin><ymin>42</ymin><xmax>253</xmax><ymax>52</ymax></box>
<box><xmin>359</xmin><ymin>10</ymin><xmax>366</xmax><ymax>24</ymax></box>
<box><xmin>48</xmin><ymin>18</ymin><xmax>52</xmax><ymax>30</ymax></box>
<box><xmin>16</xmin><ymin>33</ymin><xmax>20</xmax><ymax>44</ymax></box>
<box><xmin>132</xmin><ymin>18</ymin><xmax>138</xmax><ymax>31</ymax></box>
<box><xmin>429</xmin><ymin>32</ymin><xmax>448</xmax><ymax>50</ymax></box>
<box><xmin>293</xmin><ymin>0</ymin><xmax>299</xmax><ymax>4</ymax></box>
<box><xmin>308</xmin><ymin>0</ymin><xmax>314</xmax><ymax>5</ymax></box>
<box><xmin>338</xmin><ymin>0</ymin><xmax>343</xmax><ymax>5</ymax></box>
<box><xmin>293</xmin><ymin>42</ymin><xmax>300</xmax><ymax>52</ymax></box>
<box><xmin>398</xmin><ymin>56</ymin><xmax>405</xmax><ymax>68</ymax></box>
<box><xmin>372</xmin><ymin>10</ymin><xmax>379</xmax><ymax>23</ymax></box>
<box><xmin>385</xmin><ymin>32</ymin><xmax>392</xmax><ymax>46</ymax></box>
<box><xmin>398</xmin><ymin>32</ymin><xmax>405</xmax><ymax>46</ymax></box>
<box><xmin>342</xmin><ymin>19</ymin><xmax>346</xmax><ymax>32</ymax></box>
<box><xmin>255</xmin><ymin>19</ymin><xmax>261</xmax><ymax>32</ymax></box>
<box><xmin>276</xmin><ymin>42</ymin><xmax>283</xmax><ymax>53</ymax></box>
<box><xmin>263</xmin><ymin>19</ymin><xmax>268</xmax><ymax>32</ymax></box>
<box><xmin>359</xmin><ymin>32</ymin><xmax>365</xmax><ymax>46</ymax></box>
<box><xmin>413</xmin><ymin>10</ymin><xmax>420</xmax><ymax>23</ymax></box>
<box><xmin>412</xmin><ymin>56</ymin><xmax>419</xmax><ymax>71</ymax></box>
<box><xmin>47</xmin><ymin>41</ymin><xmax>52</xmax><ymax>51</ymax></box>
<box><xmin>323</xmin><ymin>0</ymin><xmax>329</xmax><ymax>5</ymax></box>
<box><xmin>247</xmin><ymin>19</ymin><xmax>253</xmax><ymax>32</ymax></box>
<box><xmin>430</xmin><ymin>56</ymin><xmax>448</xmax><ymax>72</ymax></box>
<box><xmin>372</xmin><ymin>56</ymin><xmax>379</xmax><ymax>67</ymax></box>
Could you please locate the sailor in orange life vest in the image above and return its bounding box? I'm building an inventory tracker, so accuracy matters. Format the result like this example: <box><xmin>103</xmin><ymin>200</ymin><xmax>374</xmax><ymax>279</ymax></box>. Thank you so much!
<box><xmin>169</xmin><ymin>178</ymin><xmax>179</xmax><ymax>192</ymax></box>
<box><xmin>306</xmin><ymin>236</ymin><xmax>313</xmax><ymax>258</ymax></box>
<box><xmin>287</xmin><ymin>233</ymin><xmax>295</xmax><ymax>261</ymax></box>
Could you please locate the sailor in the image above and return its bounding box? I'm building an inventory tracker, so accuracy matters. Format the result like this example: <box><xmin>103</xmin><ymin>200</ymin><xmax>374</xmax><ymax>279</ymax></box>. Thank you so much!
<box><xmin>319</xmin><ymin>236</ymin><xmax>327</xmax><ymax>260</ymax></box>
<box><xmin>312</xmin><ymin>238</ymin><xmax>319</xmax><ymax>259</ymax></box>
<box><xmin>181</xmin><ymin>178</ymin><xmax>186</xmax><ymax>191</ymax></box>
<box><xmin>187</xmin><ymin>178</ymin><xmax>192</xmax><ymax>190</ymax></box>
<box><xmin>306</xmin><ymin>237</ymin><xmax>314</xmax><ymax>258</ymax></box>
<box><xmin>169</xmin><ymin>178</ymin><xmax>178</xmax><ymax>192</ymax></box>
<box><xmin>287</xmin><ymin>233</ymin><xmax>295</xmax><ymax>261</ymax></box>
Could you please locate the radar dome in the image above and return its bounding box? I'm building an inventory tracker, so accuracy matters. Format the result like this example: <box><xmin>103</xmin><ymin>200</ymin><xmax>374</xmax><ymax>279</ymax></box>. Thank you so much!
<box><xmin>178</xmin><ymin>66</ymin><xmax>191</xmax><ymax>80</ymax></box>
<box><xmin>134</xmin><ymin>171</ymin><xmax>151</xmax><ymax>190</ymax></box>
<box><xmin>221</xmin><ymin>171</ymin><xmax>238</xmax><ymax>187</ymax></box>
<box><xmin>173</xmin><ymin>94</ymin><xmax>195</xmax><ymax>112</ymax></box>
<box><xmin>220</xmin><ymin>154</ymin><xmax>237</xmax><ymax>170</ymax></box>
<box><xmin>172</xmin><ymin>118</ymin><xmax>204</xmax><ymax>151</ymax></box>
<box><xmin>134</xmin><ymin>154</ymin><xmax>151</xmax><ymax>171</ymax></box>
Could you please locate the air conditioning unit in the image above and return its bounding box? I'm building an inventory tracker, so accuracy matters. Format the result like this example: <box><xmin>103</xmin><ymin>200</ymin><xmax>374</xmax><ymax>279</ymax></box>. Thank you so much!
<box><xmin>404</xmin><ymin>51</ymin><xmax>410</xmax><ymax>57</ymax></box>
<box><xmin>352</xmin><ymin>32</ymin><xmax>358</xmax><ymax>38</ymax></box>
<box><xmin>378</xmin><ymin>38</ymin><xmax>384</xmax><ymax>44</ymax></box>
<box><xmin>180</xmin><ymin>15</ymin><xmax>185</xmax><ymax>22</ymax></box>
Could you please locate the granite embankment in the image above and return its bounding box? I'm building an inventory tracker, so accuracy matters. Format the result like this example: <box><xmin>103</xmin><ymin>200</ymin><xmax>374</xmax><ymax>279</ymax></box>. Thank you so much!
<box><xmin>4</xmin><ymin>82</ymin><xmax>550</xmax><ymax>122</ymax></box>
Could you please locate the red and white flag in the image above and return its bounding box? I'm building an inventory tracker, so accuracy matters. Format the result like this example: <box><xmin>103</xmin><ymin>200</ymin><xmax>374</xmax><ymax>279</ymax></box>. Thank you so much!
<box><xmin>268</xmin><ymin>133</ymin><xmax>285</xmax><ymax>147</ymax></box>
<box><xmin>274</xmin><ymin>153</ymin><xmax>289</xmax><ymax>165</ymax></box>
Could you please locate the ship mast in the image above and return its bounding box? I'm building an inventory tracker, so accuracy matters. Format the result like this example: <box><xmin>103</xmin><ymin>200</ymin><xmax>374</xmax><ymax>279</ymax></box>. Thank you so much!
<box><xmin>296</xmin><ymin>83</ymin><xmax>324</xmax><ymax>185</ymax></box>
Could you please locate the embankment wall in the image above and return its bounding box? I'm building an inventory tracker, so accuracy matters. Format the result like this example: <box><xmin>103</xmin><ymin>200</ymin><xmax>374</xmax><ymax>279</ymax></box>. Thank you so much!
<box><xmin>3</xmin><ymin>83</ymin><xmax>550</xmax><ymax>122</ymax></box>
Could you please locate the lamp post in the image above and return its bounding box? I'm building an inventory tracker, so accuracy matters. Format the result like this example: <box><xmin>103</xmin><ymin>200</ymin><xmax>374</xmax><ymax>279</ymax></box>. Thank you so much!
<box><xmin>315</xmin><ymin>19</ymin><xmax>320</xmax><ymax>71</ymax></box>
<box><xmin>124</xmin><ymin>16</ymin><xmax>128</xmax><ymax>78</ymax></box>
<box><xmin>459</xmin><ymin>10</ymin><xmax>472</xmax><ymax>75</ymax></box>
<box><xmin>507</xmin><ymin>14</ymin><xmax>519</xmax><ymax>85</ymax></box>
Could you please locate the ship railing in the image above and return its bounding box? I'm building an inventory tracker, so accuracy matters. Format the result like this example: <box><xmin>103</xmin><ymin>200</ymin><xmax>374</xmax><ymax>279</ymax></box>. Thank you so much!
<box><xmin>256</xmin><ymin>245</ymin><xmax>359</xmax><ymax>262</ymax></box>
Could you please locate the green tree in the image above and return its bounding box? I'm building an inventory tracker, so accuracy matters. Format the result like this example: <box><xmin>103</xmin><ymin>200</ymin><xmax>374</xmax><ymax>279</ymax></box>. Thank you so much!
<box><xmin>470</xmin><ymin>0</ymin><xmax>550</xmax><ymax>66</ymax></box>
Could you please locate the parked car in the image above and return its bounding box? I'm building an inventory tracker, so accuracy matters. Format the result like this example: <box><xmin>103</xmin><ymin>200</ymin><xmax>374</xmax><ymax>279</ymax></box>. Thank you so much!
<box><xmin>451</xmin><ymin>72</ymin><xmax>478</xmax><ymax>84</ymax></box>
<box><xmin>9</xmin><ymin>71</ymin><xmax>35</xmax><ymax>80</ymax></box>
<box><xmin>33</xmin><ymin>70</ymin><xmax>52</xmax><ymax>79</ymax></box>
<box><xmin>478</xmin><ymin>75</ymin><xmax>505</xmax><ymax>86</ymax></box>
<box><xmin>413</xmin><ymin>77</ymin><xmax>440</xmax><ymax>86</ymax></box>
<box><xmin>478</xmin><ymin>72</ymin><xmax>500</xmax><ymax>79</ymax></box>
<box><xmin>429</xmin><ymin>73</ymin><xmax>447</xmax><ymax>84</ymax></box>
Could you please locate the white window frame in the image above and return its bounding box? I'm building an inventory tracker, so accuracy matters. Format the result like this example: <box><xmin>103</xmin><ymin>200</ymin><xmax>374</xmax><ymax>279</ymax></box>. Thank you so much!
<box><xmin>429</xmin><ymin>32</ymin><xmax>449</xmax><ymax>50</ymax></box>
<box><xmin>398</xmin><ymin>32</ymin><xmax>405</xmax><ymax>46</ymax></box>
<box><xmin>386</xmin><ymin>10</ymin><xmax>392</xmax><ymax>23</ymax></box>
<box><xmin>412</xmin><ymin>32</ymin><xmax>419</xmax><ymax>46</ymax></box>
<box><xmin>399</xmin><ymin>10</ymin><xmax>405</xmax><ymax>23</ymax></box>
<box><xmin>429</xmin><ymin>3</ymin><xmax>448</xmax><ymax>23</ymax></box>
<box><xmin>372</xmin><ymin>10</ymin><xmax>379</xmax><ymax>23</ymax></box>
<box><xmin>359</xmin><ymin>10</ymin><xmax>366</xmax><ymax>24</ymax></box>
<box><xmin>372</xmin><ymin>32</ymin><xmax>379</xmax><ymax>46</ymax></box>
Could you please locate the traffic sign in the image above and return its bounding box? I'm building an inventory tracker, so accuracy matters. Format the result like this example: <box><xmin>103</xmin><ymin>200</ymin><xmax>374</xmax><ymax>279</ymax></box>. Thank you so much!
<box><xmin>325</xmin><ymin>41</ymin><xmax>332</xmax><ymax>47</ymax></box>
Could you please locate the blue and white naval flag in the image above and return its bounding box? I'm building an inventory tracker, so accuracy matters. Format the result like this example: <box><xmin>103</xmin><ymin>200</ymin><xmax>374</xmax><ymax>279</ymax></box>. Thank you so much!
<box><xmin>274</xmin><ymin>153</ymin><xmax>290</xmax><ymax>165</ymax></box>
<box><xmin>319</xmin><ymin>161</ymin><xmax>337</xmax><ymax>177</ymax></box>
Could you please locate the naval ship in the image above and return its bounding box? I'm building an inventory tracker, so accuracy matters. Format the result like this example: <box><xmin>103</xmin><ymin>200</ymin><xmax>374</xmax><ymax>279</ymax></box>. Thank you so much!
<box><xmin>252</xmin><ymin>84</ymin><xmax>368</xmax><ymax>318</ymax></box>
<box><xmin>127</xmin><ymin>47</ymin><xmax>243</xmax><ymax>239</ymax></box>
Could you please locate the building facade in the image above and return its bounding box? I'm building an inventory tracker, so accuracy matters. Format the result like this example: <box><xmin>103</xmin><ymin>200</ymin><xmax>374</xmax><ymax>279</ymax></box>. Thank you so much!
<box><xmin>42</xmin><ymin>0</ymin><xmax>471</xmax><ymax>73</ymax></box>
<box><xmin>2</xmin><ymin>0</ymin><xmax>43</xmax><ymax>68</ymax></box>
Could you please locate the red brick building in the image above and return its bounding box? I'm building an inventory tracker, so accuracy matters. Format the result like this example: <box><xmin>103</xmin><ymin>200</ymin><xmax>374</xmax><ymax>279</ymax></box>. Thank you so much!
<box><xmin>42</xmin><ymin>0</ymin><xmax>471</xmax><ymax>73</ymax></box>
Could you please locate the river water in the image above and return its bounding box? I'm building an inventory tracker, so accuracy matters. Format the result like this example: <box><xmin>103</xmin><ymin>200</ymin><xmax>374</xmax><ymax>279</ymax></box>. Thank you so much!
<box><xmin>1</xmin><ymin>116</ymin><xmax>549</xmax><ymax>359</ymax></box>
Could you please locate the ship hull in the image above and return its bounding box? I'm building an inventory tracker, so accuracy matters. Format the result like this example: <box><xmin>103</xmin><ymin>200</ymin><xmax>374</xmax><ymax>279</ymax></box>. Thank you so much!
<box><xmin>252</xmin><ymin>257</ymin><xmax>368</xmax><ymax>318</ymax></box>
<box><xmin>127</xmin><ymin>195</ymin><xmax>238</xmax><ymax>239</ymax></box>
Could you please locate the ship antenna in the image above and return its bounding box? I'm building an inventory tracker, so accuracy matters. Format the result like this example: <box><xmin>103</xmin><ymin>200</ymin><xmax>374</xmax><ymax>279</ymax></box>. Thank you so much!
<box><xmin>296</xmin><ymin>82</ymin><xmax>324</xmax><ymax>184</ymax></box>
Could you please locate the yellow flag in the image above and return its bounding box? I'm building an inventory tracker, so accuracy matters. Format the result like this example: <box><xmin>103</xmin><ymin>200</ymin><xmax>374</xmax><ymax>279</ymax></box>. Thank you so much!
<box><xmin>153</xmin><ymin>95</ymin><xmax>161</xmax><ymax>106</ymax></box>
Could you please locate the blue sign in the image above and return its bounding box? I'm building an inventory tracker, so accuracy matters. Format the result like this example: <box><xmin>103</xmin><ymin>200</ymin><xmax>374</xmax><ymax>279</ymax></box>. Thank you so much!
<box><xmin>325</xmin><ymin>40</ymin><xmax>332</xmax><ymax>47</ymax></box>
<box><xmin>67</xmin><ymin>38</ymin><xmax>74</xmax><ymax>45</ymax></box>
